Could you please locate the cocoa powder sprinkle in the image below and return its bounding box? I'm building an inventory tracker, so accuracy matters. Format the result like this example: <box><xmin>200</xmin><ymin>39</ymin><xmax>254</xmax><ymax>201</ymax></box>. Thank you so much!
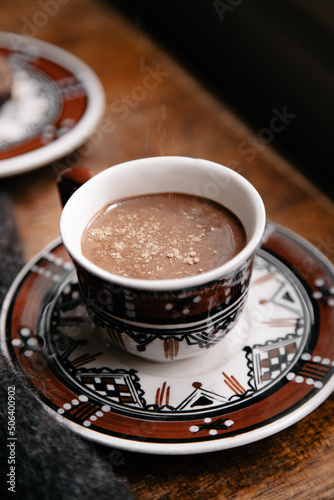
<box><xmin>81</xmin><ymin>192</ymin><xmax>246</xmax><ymax>280</ymax></box>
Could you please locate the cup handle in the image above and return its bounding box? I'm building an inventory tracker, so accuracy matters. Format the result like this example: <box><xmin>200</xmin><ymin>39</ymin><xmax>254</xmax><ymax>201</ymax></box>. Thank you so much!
<box><xmin>57</xmin><ymin>166</ymin><xmax>95</xmax><ymax>207</ymax></box>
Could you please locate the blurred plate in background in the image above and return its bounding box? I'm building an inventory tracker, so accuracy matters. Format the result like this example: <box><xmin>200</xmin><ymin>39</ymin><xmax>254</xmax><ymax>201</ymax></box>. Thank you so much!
<box><xmin>0</xmin><ymin>32</ymin><xmax>105</xmax><ymax>177</ymax></box>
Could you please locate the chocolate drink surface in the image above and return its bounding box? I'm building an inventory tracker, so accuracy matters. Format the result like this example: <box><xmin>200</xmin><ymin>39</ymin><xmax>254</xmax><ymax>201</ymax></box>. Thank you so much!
<box><xmin>81</xmin><ymin>193</ymin><xmax>247</xmax><ymax>280</ymax></box>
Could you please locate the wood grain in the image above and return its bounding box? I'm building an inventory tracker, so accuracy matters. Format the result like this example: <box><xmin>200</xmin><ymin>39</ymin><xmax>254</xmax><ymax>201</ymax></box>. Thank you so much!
<box><xmin>1</xmin><ymin>0</ymin><xmax>333</xmax><ymax>498</ymax></box>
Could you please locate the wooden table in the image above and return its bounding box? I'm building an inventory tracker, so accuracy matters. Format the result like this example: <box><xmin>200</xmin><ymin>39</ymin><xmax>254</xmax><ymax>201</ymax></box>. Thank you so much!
<box><xmin>1</xmin><ymin>1</ymin><xmax>333</xmax><ymax>498</ymax></box>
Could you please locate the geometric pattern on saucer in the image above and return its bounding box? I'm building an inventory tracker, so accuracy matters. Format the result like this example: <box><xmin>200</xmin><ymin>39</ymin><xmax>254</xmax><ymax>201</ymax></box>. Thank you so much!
<box><xmin>2</xmin><ymin>222</ymin><xmax>334</xmax><ymax>454</ymax></box>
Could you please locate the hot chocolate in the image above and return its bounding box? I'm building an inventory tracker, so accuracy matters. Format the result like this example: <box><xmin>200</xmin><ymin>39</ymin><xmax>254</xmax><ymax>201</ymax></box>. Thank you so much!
<box><xmin>81</xmin><ymin>193</ymin><xmax>246</xmax><ymax>280</ymax></box>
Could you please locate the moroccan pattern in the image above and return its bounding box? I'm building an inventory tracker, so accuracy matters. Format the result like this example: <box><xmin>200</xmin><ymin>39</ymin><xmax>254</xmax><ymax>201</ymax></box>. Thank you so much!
<box><xmin>76</xmin><ymin>258</ymin><xmax>252</xmax><ymax>360</ymax></box>
<box><xmin>3</xmin><ymin>223</ymin><xmax>334</xmax><ymax>453</ymax></box>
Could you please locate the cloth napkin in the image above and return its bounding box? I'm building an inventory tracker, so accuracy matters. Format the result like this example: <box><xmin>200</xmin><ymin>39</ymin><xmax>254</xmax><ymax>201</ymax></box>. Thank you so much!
<box><xmin>0</xmin><ymin>189</ymin><xmax>134</xmax><ymax>500</ymax></box>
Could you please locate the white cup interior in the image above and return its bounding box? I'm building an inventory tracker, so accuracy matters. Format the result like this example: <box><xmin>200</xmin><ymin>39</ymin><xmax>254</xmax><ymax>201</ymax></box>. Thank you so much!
<box><xmin>60</xmin><ymin>156</ymin><xmax>266</xmax><ymax>290</ymax></box>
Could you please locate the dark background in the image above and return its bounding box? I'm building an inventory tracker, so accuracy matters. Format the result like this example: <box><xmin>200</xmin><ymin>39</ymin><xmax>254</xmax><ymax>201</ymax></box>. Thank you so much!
<box><xmin>108</xmin><ymin>0</ymin><xmax>334</xmax><ymax>198</ymax></box>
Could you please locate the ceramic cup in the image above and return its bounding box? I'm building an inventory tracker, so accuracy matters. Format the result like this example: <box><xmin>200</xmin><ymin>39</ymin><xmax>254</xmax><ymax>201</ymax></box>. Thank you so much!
<box><xmin>58</xmin><ymin>156</ymin><xmax>266</xmax><ymax>362</ymax></box>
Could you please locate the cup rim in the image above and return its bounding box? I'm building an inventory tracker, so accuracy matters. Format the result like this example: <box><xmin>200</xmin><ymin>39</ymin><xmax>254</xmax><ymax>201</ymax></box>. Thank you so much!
<box><xmin>60</xmin><ymin>156</ymin><xmax>266</xmax><ymax>291</ymax></box>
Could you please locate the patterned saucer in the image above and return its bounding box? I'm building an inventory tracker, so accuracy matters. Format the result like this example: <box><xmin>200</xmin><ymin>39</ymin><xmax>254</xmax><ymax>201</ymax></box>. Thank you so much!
<box><xmin>1</xmin><ymin>222</ymin><xmax>334</xmax><ymax>454</ymax></box>
<box><xmin>0</xmin><ymin>32</ymin><xmax>105</xmax><ymax>177</ymax></box>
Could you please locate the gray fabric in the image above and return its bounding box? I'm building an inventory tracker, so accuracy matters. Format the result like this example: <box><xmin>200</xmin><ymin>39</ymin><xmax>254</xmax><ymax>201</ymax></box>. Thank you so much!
<box><xmin>0</xmin><ymin>189</ymin><xmax>24</xmax><ymax>305</ymax></box>
<box><xmin>0</xmin><ymin>190</ymin><xmax>133</xmax><ymax>500</ymax></box>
